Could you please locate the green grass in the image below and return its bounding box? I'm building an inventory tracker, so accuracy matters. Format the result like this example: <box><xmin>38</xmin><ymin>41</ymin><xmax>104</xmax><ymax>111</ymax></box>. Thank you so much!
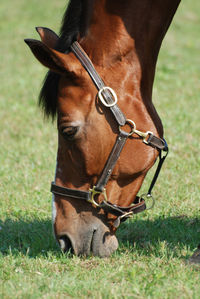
<box><xmin>0</xmin><ymin>0</ymin><xmax>200</xmax><ymax>298</ymax></box>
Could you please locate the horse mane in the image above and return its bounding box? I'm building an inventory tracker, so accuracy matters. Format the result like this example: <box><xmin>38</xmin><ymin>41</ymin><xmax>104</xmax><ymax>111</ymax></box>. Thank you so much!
<box><xmin>39</xmin><ymin>0</ymin><xmax>83</xmax><ymax>120</ymax></box>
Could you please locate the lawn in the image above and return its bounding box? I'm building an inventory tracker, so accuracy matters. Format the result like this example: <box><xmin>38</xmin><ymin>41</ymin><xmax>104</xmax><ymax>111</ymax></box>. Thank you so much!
<box><xmin>0</xmin><ymin>0</ymin><xmax>199</xmax><ymax>298</ymax></box>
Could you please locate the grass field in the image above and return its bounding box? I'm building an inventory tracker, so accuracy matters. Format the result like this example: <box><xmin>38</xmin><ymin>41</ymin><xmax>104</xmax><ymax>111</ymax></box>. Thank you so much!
<box><xmin>0</xmin><ymin>0</ymin><xmax>200</xmax><ymax>298</ymax></box>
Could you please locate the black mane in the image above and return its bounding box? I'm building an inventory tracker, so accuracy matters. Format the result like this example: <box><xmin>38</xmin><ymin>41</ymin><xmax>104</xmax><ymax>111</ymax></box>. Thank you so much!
<box><xmin>39</xmin><ymin>0</ymin><xmax>83</xmax><ymax>120</ymax></box>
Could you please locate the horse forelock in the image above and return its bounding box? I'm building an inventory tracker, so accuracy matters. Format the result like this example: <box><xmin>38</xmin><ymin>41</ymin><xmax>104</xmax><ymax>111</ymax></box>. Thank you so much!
<box><xmin>39</xmin><ymin>71</ymin><xmax>60</xmax><ymax>120</ymax></box>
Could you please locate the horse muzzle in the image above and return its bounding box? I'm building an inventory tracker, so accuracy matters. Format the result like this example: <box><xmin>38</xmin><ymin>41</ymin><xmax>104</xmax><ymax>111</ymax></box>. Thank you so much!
<box><xmin>56</xmin><ymin>222</ymin><xmax>118</xmax><ymax>257</ymax></box>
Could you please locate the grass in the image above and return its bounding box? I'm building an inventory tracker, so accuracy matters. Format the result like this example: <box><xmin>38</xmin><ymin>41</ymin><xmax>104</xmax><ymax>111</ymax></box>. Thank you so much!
<box><xmin>0</xmin><ymin>0</ymin><xmax>200</xmax><ymax>298</ymax></box>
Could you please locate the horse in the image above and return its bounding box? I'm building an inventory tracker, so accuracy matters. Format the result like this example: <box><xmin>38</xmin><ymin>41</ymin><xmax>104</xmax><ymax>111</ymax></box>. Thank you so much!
<box><xmin>25</xmin><ymin>0</ymin><xmax>181</xmax><ymax>257</ymax></box>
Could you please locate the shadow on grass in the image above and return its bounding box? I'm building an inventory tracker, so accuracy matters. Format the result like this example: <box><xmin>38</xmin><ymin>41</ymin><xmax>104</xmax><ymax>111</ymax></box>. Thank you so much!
<box><xmin>0</xmin><ymin>216</ymin><xmax>199</xmax><ymax>258</ymax></box>
<box><xmin>117</xmin><ymin>215</ymin><xmax>200</xmax><ymax>257</ymax></box>
<box><xmin>0</xmin><ymin>218</ymin><xmax>59</xmax><ymax>258</ymax></box>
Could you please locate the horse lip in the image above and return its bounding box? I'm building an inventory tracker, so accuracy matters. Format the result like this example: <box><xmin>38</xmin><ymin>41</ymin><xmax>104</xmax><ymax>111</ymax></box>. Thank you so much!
<box><xmin>91</xmin><ymin>230</ymin><xmax>119</xmax><ymax>257</ymax></box>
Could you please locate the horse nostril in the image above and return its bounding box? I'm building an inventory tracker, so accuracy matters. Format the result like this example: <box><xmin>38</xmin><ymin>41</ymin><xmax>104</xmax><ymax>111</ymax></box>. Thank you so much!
<box><xmin>58</xmin><ymin>235</ymin><xmax>74</xmax><ymax>254</ymax></box>
<box><xmin>61</xmin><ymin>126</ymin><xmax>79</xmax><ymax>140</ymax></box>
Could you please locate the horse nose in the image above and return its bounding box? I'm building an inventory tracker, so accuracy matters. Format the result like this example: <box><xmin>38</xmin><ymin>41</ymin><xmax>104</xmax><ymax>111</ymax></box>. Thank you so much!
<box><xmin>57</xmin><ymin>232</ymin><xmax>93</xmax><ymax>256</ymax></box>
<box><xmin>57</xmin><ymin>227</ymin><xmax>118</xmax><ymax>257</ymax></box>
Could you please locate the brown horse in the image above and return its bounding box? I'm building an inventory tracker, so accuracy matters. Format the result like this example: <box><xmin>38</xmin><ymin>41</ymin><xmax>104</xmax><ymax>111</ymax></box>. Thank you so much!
<box><xmin>25</xmin><ymin>0</ymin><xmax>181</xmax><ymax>257</ymax></box>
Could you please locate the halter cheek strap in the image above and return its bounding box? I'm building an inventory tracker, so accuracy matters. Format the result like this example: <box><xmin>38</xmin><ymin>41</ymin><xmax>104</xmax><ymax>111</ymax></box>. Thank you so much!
<box><xmin>70</xmin><ymin>42</ymin><xmax>126</xmax><ymax>126</ymax></box>
<box><xmin>51</xmin><ymin>41</ymin><xmax>169</xmax><ymax>228</ymax></box>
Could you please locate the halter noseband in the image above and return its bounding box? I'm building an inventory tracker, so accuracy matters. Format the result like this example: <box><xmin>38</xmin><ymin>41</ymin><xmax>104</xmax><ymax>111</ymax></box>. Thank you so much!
<box><xmin>51</xmin><ymin>41</ymin><xmax>168</xmax><ymax>228</ymax></box>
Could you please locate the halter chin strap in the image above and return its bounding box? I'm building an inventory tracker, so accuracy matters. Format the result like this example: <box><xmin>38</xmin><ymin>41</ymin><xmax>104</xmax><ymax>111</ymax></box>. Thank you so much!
<box><xmin>51</xmin><ymin>41</ymin><xmax>169</xmax><ymax>228</ymax></box>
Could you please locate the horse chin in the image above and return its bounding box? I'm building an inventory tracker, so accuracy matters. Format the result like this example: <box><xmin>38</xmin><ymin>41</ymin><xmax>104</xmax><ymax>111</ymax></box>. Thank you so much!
<box><xmin>57</xmin><ymin>222</ymin><xmax>118</xmax><ymax>257</ymax></box>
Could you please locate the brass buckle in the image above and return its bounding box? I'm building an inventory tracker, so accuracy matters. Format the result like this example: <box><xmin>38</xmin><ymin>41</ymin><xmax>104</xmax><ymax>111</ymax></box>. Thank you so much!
<box><xmin>88</xmin><ymin>186</ymin><xmax>108</xmax><ymax>207</ymax></box>
<box><xmin>98</xmin><ymin>87</ymin><xmax>118</xmax><ymax>107</ymax></box>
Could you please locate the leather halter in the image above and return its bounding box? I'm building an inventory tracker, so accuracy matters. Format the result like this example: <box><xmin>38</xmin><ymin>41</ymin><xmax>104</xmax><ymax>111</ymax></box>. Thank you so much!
<box><xmin>51</xmin><ymin>41</ymin><xmax>168</xmax><ymax>228</ymax></box>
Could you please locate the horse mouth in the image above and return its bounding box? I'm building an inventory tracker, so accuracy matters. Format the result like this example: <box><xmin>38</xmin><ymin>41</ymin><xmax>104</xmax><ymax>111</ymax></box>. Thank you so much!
<box><xmin>57</xmin><ymin>228</ymin><xmax>118</xmax><ymax>257</ymax></box>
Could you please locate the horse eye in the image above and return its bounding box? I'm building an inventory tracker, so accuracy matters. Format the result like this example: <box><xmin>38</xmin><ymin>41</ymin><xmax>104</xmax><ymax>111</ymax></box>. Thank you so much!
<box><xmin>61</xmin><ymin>126</ymin><xmax>79</xmax><ymax>140</ymax></box>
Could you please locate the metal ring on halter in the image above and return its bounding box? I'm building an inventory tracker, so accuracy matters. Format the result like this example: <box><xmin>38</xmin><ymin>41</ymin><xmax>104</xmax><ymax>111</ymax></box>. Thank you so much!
<box><xmin>139</xmin><ymin>193</ymin><xmax>155</xmax><ymax>210</ymax></box>
<box><xmin>98</xmin><ymin>86</ymin><xmax>118</xmax><ymax>107</ymax></box>
<box><xmin>119</xmin><ymin>119</ymin><xmax>136</xmax><ymax>136</ymax></box>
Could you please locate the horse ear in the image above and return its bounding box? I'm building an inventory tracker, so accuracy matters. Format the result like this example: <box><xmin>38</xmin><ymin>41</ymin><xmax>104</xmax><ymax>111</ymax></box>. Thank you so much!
<box><xmin>36</xmin><ymin>27</ymin><xmax>59</xmax><ymax>48</ymax></box>
<box><xmin>24</xmin><ymin>39</ymin><xmax>81</xmax><ymax>75</ymax></box>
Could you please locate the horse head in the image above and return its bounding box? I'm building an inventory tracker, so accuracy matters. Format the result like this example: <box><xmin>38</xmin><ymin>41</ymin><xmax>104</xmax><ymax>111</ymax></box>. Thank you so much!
<box><xmin>25</xmin><ymin>0</ymin><xmax>180</xmax><ymax>257</ymax></box>
<box><xmin>25</xmin><ymin>26</ymin><xmax>158</xmax><ymax>256</ymax></box>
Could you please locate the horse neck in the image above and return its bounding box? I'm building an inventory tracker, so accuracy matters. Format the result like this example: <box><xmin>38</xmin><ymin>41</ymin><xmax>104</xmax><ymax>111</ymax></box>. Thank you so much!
<box><xmin>79</xmin><ymin>0</ymin><xmax>162</xmax><ymax>134</ymax></box>
<box><xmin>80</xmin><ymin>0</ymin><xmax>137</xmax><ymax>68</ymax></box>
<box><xmin>80</xmin><ymin>0</ymin><xmax>180</xmax><ymax>82</ymax></box>
<box><xmin>78</xmin><ymin>0</ymin><xmax>180</xmax><ymax>136</ymax></box>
